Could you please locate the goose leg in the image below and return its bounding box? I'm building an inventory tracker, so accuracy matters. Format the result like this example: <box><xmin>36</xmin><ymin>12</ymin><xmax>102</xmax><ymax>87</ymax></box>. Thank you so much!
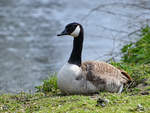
<box><xmin>118</xmin><ymin>84</ymin><xmax>124</xmax><ymax>93</ymax></box>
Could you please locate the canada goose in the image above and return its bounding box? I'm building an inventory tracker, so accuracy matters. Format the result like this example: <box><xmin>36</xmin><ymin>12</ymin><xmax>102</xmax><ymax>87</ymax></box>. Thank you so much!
<box><xmin>57</xmin><ymin>22</ymin><xmax>132</xmax><ymax>94</ymax></box>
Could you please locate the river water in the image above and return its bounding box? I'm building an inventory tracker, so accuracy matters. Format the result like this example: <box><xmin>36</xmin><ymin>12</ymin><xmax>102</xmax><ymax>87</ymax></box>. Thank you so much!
<box><xmin>0</xmin><ymin>0</ymin><xmax>150</xmax><ymax>93</ymax></box>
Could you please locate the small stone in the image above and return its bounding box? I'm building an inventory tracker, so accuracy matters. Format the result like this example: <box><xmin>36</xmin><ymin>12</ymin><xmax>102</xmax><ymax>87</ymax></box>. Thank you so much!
<box><xmin>104</xmin><ymin>99</ymin><xmax>109</xmax><ymax>104</ymax></box>
<box><xmin>101</xmin><ymin>103</ymin><xmax>105</xmax><ymax>107</ymax></box>
<box><xmin>137</xmin><ymin>104</ymin><xmax>144</xmax><ymax>111</ymax></box>
<box><xmin>140</xmin><ymin>91</ymin><xmax>149</xmax><ymax>95</ymax></box>
<box><xmin>137</xmin><ymin>104</ymin><xmax>142</xmax><ymax>108</ymax></box>
<box><xmin>96</xmin><ymin>98</ymin><xmax>109</xmax><ymax>107</ymax></box>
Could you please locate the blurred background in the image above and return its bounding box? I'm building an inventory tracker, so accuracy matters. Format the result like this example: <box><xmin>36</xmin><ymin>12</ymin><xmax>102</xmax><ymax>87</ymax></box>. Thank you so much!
<box><xmin>0</xmin><ymin>0</ymin><xmax>150</xmax><ymax>93</ymax></box>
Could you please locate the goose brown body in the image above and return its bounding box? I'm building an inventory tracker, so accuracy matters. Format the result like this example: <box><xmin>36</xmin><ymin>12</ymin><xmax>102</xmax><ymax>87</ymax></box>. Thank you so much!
<box><xmin>81</xmin><ymin>61</ymin><xmax>131</xmax><ymax>84</ymax></box>
<box><xmin>80</xmin><ymin>61</ymin><xmax>132</xmax><ymax>92</ymax></box>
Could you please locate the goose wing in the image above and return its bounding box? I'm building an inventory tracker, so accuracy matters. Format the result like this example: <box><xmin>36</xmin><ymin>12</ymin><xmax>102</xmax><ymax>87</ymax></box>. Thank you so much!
<box><xmin>81</xmin><ymin>61</ymin><xmax>132</xmax><ymax>84</ymax></box>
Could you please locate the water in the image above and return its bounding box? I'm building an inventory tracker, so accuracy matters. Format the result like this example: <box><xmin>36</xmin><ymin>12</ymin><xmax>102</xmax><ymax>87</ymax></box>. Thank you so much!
<box><xmin>0</xmin><ymin>0</ymin><xmax>150</xmax><ymax>93</ymax></box>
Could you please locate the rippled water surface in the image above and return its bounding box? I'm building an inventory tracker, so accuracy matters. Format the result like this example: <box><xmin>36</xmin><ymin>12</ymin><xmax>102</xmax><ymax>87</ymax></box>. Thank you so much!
<box><xmin>0</xmin><ymin>0</ymin><xmax>150</xmax><ymax>93</ymax></box>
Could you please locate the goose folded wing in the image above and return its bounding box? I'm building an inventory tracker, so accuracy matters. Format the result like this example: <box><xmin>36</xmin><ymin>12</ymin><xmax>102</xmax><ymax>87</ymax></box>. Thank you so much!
<box><xmin>80</xmin><ymin>61</ymin><xmax>131</xmax><ymax>84</ymax></box>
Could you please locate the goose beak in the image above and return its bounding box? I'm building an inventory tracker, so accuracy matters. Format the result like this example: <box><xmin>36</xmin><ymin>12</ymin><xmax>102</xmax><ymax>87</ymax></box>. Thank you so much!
<box><xmin>57</xmin><ymin>29</ymin><xmax>68</xmax><ymax>36</ymax></box>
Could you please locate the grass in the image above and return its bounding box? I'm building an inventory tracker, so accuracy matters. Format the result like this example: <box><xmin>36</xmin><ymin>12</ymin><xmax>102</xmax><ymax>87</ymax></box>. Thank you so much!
<box><xmin>0</xmin><ymin>92</ymin><xmax>150</xmax><ymax>113</ymax></box>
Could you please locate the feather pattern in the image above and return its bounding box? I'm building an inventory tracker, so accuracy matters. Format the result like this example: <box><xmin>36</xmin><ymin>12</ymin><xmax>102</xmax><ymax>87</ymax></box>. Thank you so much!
<box><xmin>79</xmin><ymin>61</ymin><xmax>132</xmax><ymax>92</ymax></box>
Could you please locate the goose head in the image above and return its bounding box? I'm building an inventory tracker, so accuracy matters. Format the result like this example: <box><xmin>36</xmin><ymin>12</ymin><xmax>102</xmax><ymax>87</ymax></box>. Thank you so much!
<box><xmin>57</xmin><ymin>22</ymin><xmax>83</xmax><ymax>38</ymax></box>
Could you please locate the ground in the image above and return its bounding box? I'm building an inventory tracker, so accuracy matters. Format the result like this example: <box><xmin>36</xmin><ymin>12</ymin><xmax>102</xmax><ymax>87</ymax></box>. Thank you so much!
<box><xmin>0</xmin><ymin>91</ymin><xmax>150</xmax><ymax>113</ymax></box>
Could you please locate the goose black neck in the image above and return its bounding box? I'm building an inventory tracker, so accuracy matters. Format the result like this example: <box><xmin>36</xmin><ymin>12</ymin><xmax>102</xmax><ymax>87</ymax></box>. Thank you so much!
<box><xmin>68</xmin><ymin>30</ymin><xmax>83</xmax><ymax>67</ymax></box>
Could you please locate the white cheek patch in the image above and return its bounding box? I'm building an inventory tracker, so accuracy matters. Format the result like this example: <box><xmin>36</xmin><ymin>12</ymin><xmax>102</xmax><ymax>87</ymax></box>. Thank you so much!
<box><xmin>70</xmin><ymin>25</ymin><xmax>80</xmax><ymax>37</ymax></box>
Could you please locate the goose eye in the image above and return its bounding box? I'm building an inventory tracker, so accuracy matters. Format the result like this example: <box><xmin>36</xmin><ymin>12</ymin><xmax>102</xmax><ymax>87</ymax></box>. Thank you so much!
<box><xmin>66</xmin><ymin>26</ymin><xmax>75</xmax><ymax>33</ymax></box>
<box><xmin>72</xmin><ymin>25</ymin><xmax>76</xmax><ymax>29</ymax></box>
<box><xmin>70</xmin><ymin>25</ymin><xmax>77</xmax><ymax>32</ymax></box>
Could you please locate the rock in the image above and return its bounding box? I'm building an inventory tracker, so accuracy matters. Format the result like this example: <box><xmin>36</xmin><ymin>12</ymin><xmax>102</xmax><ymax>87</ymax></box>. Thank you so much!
<box><xmin>96</xmin><ymin>98</ymin><xmax>109</xmax><ymax>107</ymax></box>
<box><xmin>137</xmin><ymin>104</ymin><xmax>144</xmax><ymax>111</ymax></box>
<box><xmin>140</xmin><ymin>91</ymin><xmax>149</xmax><ymax>95</ymax></box>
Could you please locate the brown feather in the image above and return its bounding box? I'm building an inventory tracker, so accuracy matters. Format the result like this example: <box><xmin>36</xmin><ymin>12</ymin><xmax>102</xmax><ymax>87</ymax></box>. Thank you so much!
<box><xmin>81</xmin><ymin>61</ymin><xmax>132</xmax><ymax>87</ymax></box>
<box><xmin>117</xmin><ymin>68</ymin><xmax>132</xmax><ymax>83</ymax></box>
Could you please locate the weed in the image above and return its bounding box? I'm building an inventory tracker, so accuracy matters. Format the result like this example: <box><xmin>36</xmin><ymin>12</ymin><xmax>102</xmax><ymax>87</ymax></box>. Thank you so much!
<box><xmin>35</xmin><ymin>74</ymin><xmax>59</xmax><ymax>94</ymax></box>
<box><xmin>121</xmin><ymin>25</ymin><xmax>150</xmax><ymax>64</ymax></box>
